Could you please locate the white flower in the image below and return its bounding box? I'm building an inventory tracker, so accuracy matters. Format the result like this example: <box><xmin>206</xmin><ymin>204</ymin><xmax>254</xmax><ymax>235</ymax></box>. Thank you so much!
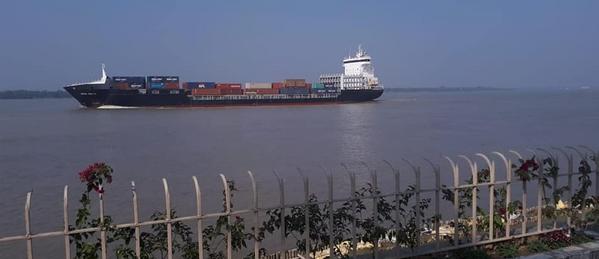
<box><xmin>557</xmin><ymin>200</ymin><xmax>568</xmax><ymax>210</ymax></box>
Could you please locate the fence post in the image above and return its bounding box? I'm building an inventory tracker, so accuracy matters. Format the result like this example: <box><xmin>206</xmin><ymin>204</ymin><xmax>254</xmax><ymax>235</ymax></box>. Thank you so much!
<box><xmin>192</xmin><ymin>176</ymin><xmax>203</xmax><ymax>259</ymax></box>
<box><xmin>219</xmin><ymin>174</ymin><xmax>232</xmax><ymax>259</ymax></box>
<box><xmin>476</xmin><ymin>153</ymin><xmax>495</xmax><ymax>240</ymax></box>
<box><xmin>341</xmin><ymin>163</ymin><xmax>357</xmax><ymax>258</ymax></box>
<box><xmin>131</xmin><ymin>182</ymin><xmax>141</xmax><ymax>259</ymax></box>
<box><xmin>459</xmin><ymin>155</ymin><xmax>477</xmax><ymax>243</ymax></box>
<box><xmin>535</xmin><ymin>156</ymin><xmax>544</xmax><ymax>233</ymax></box>
<box><xmin>296</xmin><ymin>168</ymin><xmax>310</xmax><ymax>258</ymax></box>
<box><xmin>63</xmin><ymin>186</ymin><xmax>70</xmax><ymax>259</ymax></box>
<box><xmin>361</xmin><ymin>162</ymin><xmax>378</xmax><ymax>259</ymax></box>
<box><xmin>445</xmin><ymin>157</ymin><xmax>460</xmax><ymax>246</ymax></box>
<box><xmin>403</xmin><ymin>158</ymin><xmax>421</xmax><ymax>254</ymax></box>
<box><xmin>326</xmin><ymin>172</ymin><xmax>335</xmax><ymax>259</ymax></box>
<box><xmin>577</xmin><ymin>145</ymin><xmax>599</xmax><ymax>196</ymax></box>
<box><xmin>273</xmin><ymin>170</ymin><xmax>286</xmax><ymax>254</ymax></box>
<box><xmin>424</xmin><ymin>158</ymin><xmax>441</xmax><ymax>249</ymax></box>
<box><xmin>25</xmin><ymin>192</ymin><xmax>33</xmax><ymax>259</ymax></box>
<box><xmin>248</xmin><ymin>171</ymin><xmax>260</xmax><ymax>259</ymax></box>
<box><xmin>162</xmin><ymin>179</ymin><xmax>173</xmax><ymax>259</ymax></box>
<box><xmin>538</xmin><ymin>148</ymin><xmax>558</xmax><ymax>229</ymax></box>
<box><xmin>553</xmin><ymin>147</ymin><xmax>574</xmax><ymax>231</ymax></box>
<box><xmin>383</xmin><ymin>160</ymin><xmax>401</xmax><ymax>257</ymax></box>
<box><xmin>492</xmin><ymin>152</ymin><xmax>512</xmax><ymax>238</ymax></box>
<box><xmin>510</xmin><ymin>150</ymin><xmax>526</xmax><ymax>235</ymax></box>
<box><xmin>99</xmin><ymin>189</ymin><xmax>107</xmax><ymax>259</ymax></box>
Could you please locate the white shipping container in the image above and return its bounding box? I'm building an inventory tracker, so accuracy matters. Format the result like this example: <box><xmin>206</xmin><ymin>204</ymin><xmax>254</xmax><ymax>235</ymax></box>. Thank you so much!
<box><xmin>244</xmin><ymin>82</ymin><xmax>272</xmax><ymax>89</ymax></box>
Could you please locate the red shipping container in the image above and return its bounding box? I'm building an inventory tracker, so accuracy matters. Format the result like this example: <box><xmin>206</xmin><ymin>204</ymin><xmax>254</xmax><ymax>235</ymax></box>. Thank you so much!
<box><xmin>256</xmin><ymin>89</ymin><xmax>279</xmax><ymax>95</ymax></box>
<box><xmin>165</xmin><ymin>82</ymin><xmax>179</xmax><ymax>89</ymax></box>
<box><xmin>216</xmin><ymin>83</ymin><xmax>242</xmax><ymax>89</ymax></box>
<box><xmin>192</xmin><ymin>88</ymin><xmax>221</xmax><ymax>96</ymax></box>
<box><xmin>272</xmin><ymin>82</ymin><xmax>284</xmax><ymax>89</ymax></box>
<box><xmin>220</xmin><ymin>88</ymin><xmax>243</xmax><ymax>95</ymax></box>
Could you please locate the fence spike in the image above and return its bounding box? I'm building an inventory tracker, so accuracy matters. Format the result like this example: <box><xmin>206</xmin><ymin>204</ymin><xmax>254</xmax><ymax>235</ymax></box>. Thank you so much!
<box><xmin>423</xmin><ymin>158</ymin><xmax>441</xmax><ymax>249</ymax></box>
<box><xmin>509</xmin><ymin>151</ymin><xmax>528</xmax><ymax>235</ymax></box>
<box><xmin>445</xmin><ymin>156</ymin><xmax>460</xmax><ymax>245</ymax></box>
<box><xmin>363</xmin><ymin>162</ymin><xmax>379</xmax><ymax>259</ymax></box>
<box><xmin>131</xmin><ymin>181</ymin><xmax>141</xmax><ymax>259</ymax></box>
<box><xmin>99</xmin><ymin>189</ymin><xmax>107</xmax><ymax>259</ymax></box>
<box><xmin>476</xmin><ymin>153</ymin><xmax>495</xmax><ymax>240</ymax></box>
<box><xmin>272</xmin><ymin>170</ymin><xmax>286</xmax><ymax>251</ymax></box>
<box><xmin>192</xmin><ymin>176</ymin><xmax>203</xmax><ymax>259</ymax></box>
<box><xmin>325</xmin><ymin>169</ymin><xmax>335</xmax><ymax>259</ymax></box>
<box><xmin>162</xmin><ymin>178</ymin><xmax>173</xmax><ymax>259</ymax></box>
<box><xmin>491</xmin><ymin>152</ymin><xmax>512</xmax><ymax>238</ymax></box>
<box><xmin>382</xmin><ymin>160</ymin><xmax>402</xmax><ymax>256</ymax></box>
<box><xmin>509</xmin><ymin>150</ymin><xmax>523</xmax><ymax>160</ymax></box>
<box><xmin>248</xmin><ymin>171</ymin><xmax>260</xmax><ymax>259</ymax></box>
<box><xmin>63</xmin><ymin>186</ymin><xmax>70</xmax><ymax>259</ymax></box>
<box><xmin>459</xmin><ymin>155</ymin><xmax>478</xmax><ymax>243</ymax></box>
<box><xmin>341</xmin><ymin>163</ymin><xmax>357</xmax><ymax>258</ymax></box>
<box><xmin>219</xmin><ymin>174</ymin><xmax>232</xmax><ymax>259</ymax></box>
<box><xmin>565</xmin><ymin>146</ymin><xmax>586</xmax><ymax>160</ymax></box>
<box><xmin>25</xmin><ymin>192</ymin><xmax>32</xmax><ymax>259</ymax></box>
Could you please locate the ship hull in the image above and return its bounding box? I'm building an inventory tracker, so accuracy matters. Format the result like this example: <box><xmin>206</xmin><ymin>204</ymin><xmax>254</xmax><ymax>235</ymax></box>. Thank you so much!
<box><xmin>64</xmin><ymin>85</ymin><xmax>383</xmax><ymax>108</ymax></box>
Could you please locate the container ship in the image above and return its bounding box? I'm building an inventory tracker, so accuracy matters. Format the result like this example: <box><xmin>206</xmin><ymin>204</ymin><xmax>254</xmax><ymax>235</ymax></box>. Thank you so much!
<box><xmin>64</xmin><ymin>46</ymin><xmax>383</xmax><ymax>108</ymax></box>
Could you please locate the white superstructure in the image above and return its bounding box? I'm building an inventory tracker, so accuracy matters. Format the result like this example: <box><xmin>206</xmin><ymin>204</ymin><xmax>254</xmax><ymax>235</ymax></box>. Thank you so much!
<box><xmin>320</xmin><ymin>45</ymin><xmax>382</xmax><ymax>90</ymax></box>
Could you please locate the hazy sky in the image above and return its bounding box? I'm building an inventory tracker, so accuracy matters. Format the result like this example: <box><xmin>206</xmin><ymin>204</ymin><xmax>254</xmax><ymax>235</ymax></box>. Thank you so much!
<box><xmin>1</xmin><ymin>1</ymin><xmax>598</xmax><ymax>89</ymax></box>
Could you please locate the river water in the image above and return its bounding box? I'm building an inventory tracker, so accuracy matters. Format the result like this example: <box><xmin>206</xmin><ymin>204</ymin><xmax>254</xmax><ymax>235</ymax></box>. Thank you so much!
<box><xmin>1</xmin><ymin>89</ymin><xmax>598</xmax><ymax>258</ymax></box>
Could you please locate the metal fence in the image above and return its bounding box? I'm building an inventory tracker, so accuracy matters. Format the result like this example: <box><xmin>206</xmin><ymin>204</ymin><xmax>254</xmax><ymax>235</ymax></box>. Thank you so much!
<box><xmin>0</xmin><ymin>145</ymin><xmax>598</xmax><ymax>259</ymax></box>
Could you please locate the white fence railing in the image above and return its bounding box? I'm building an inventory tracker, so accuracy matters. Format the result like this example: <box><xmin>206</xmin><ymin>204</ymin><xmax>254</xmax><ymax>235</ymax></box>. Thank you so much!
<box><xmin>0</xmin><ymin>145</ymin><xmax>598</xmax><ymax>259</ymax></box>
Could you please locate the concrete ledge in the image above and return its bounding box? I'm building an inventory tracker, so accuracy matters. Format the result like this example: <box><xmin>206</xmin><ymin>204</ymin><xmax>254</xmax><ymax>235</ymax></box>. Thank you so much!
<box><xmin>519</xmin><ymin>241</ymin><xmax>599</xmax><ymax>259</ymax></box>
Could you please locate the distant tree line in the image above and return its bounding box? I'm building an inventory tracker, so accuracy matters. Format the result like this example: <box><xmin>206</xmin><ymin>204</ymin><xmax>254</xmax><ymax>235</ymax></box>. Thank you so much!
<box><xmin>0</xmin><ymin>90</ymin><xmax>70</xmax><ymax>99</ymax></box>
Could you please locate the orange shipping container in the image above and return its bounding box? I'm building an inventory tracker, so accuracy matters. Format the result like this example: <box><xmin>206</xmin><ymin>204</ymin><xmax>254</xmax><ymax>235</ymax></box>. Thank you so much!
<box><xmin>192</xmin><ymin>88</ymin><xmax>221</xmax><ymax>96</ymax></box>
<box><xmin>113</xmin><ymin>82</ymin><xmax>130</xmax><ymax>90</ymax></box>
<box><xmin>272</xmin><ymin>82</ymin><xmax>284</xmax><ymax>89</ymax></box>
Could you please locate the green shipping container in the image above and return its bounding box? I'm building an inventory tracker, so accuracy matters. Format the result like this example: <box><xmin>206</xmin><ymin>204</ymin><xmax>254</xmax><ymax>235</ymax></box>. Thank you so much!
<box><xmin>312</xmin><ymin>83</ymin><xmax>325</xmax><ymax>89</ymax></box>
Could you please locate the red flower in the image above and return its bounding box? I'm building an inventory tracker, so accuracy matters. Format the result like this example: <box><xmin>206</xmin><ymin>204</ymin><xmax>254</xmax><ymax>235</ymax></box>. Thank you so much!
<box><xmin>77</xmin><ymin>162</ymin><xmax>112</xmax><ymax>194</ymax></box>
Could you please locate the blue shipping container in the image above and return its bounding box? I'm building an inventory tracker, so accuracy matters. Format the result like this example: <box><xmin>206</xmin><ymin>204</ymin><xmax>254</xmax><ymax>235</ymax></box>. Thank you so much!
<box><xmin>147</xmin><ymin>76</ymin><xmax>179</xmax><ymax>83</ymax></box>
<box><xmin>112</xmin><ymin>76</ymin><xmax>146</xmax><ymax>83</ymax></box>
<box><xmin>150</xmin><ymin>82</ymin><xmax>165</xmax><ymax>89</ymax></box>
<box><xmin>280</xmin><ymin>88</ymin><xmax>309</xmax><ymax>95</ymax></box>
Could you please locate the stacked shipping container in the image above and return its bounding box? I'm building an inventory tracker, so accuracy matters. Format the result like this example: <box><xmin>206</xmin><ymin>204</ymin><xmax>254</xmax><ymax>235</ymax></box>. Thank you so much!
<box><xmin>280</xmin><ymin>79</ymin><xmax>309</xmax><ymax>95</ymax></box>
<box><xmin>183</xmin><ymin>82</ymin><xmax>216</xmax><ymax>89</ymax></box>
<box><xmin>110</xmin><ymin>75</ymin><xmax>339</xmax><ymax>96</ymax></box>
<box><xmin>216</xmin><ymin>83</ymin><xmax>242</xmax><ymax>95</ymax></box>
<box><xmin>147</xmin><ymin>76</ymin><xmax>180</xmax><ymax>89</ymax></box>
<box><xmin>111</xmin><ymin>77</ymin><xmax>146</xmax><ymax>90</ymax></box>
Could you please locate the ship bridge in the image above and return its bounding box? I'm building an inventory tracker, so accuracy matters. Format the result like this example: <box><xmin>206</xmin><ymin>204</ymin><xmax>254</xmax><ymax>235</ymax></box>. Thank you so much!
<box><xmin>320</xmin><ymin>45</ymin><xmax>381</xmax><ymax>90</ymax></box>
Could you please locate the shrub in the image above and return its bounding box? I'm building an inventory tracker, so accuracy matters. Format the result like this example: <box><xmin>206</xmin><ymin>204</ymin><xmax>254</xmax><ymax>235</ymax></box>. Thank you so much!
<box><xmin>455</xmin><ymin>248</ymin><xmax>491</xmax><ymax>259</ymax></box>
<box><xmin>527</xmin><ymin>240</ymin><xmax>550</xmax><ymax>253</ymax></box>
<box><xmin>495</xmin><ymin>242</ymin><xmax>519</xmax><ymax>258</ymax></box>
<box><xmin>539</xmin><ymin>230</ymin><xmax>571</xmax><ymax>249</ymax></box>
